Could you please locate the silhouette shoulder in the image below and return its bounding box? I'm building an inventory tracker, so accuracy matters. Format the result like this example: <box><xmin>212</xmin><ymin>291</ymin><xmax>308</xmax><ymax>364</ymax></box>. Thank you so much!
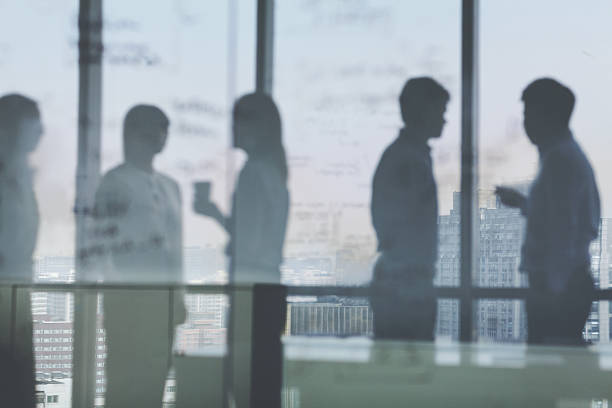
<box><xmin>99</xmin><ymin>164</ymin><xmax>129</xmax><ymax>188</ymax></box>
<box><xmin>547</xmin><ymin>139</ymin><xmax>590</xmax><ymax>174</ymax></box>
<box><xmin>156</xmin><ymin>171</ymin><xmax>182</xmax><ymax>202</ymax></box>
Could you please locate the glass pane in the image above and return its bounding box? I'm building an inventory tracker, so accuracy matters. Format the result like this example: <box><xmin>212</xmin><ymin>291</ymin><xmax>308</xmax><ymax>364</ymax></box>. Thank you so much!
<box><xmin>1</xmin><ymin>3</ymin><xmax>78</xmax><ymax>406</ymax></box>
<box><xmin>90</xmin><ymin>2</ymin><xmax>253</xmax><ymax>407</ymax></box>
<box><xmin>286</xmin><ymin>297</ymin><xmax>373</xmax><ymax>337</ymax></box>
<box><xmin>0</xmin><ymin>1</ymin><xmax>78</xmax><ymax>260</ymax></box>
<box><xmin>436</xmin><ymin>298</ymin><xmax>459</xmax><ymax>341</ymax></box>
<box><xmin>275</xmin><ymin>1</ymin><xmax>461</xmax><ymax>290</ymax></box>
<box><xmin>275</xmin><ymin>1</ymin><xmax>460</xmax><ymax>342</ymax></box>
<box><xmin>95</xmin><ymin>0</ymin><xmax>255</xmax><ymax>284</ymax></box>
<box><xmin>474</xmin><ymin>299</ymin><xmax>527</xmax><ymax>343</ymax></box>
<box><xmin>480</xmin><ymin>0</ymin><xmax>612</xmax><ymax>291</ymax></box>
<box><xmin>584</xmin><ymin>300</ymin><xmax>612</xmax><ymax>344</ymax></box>
<box><xmin>32</xmin><ymin>290</ymin><xmax>74</xmax><ymax>406</ymax></box>
<box><xmin>176</xmin><ymin>294</ymin><xmax>229</xmax><ymax>351</ymax></box>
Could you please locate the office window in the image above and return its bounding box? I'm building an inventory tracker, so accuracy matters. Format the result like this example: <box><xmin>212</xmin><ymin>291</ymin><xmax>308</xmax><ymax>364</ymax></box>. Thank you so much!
<box><xmin>479</xmin><ymin>0</ymin><xmax>612</xmax><ymax>343</ymax></box>
<box><xmin>474</xmin><ymin>299</ymin><xmax>526</xmax><ymax>343</ymax></box>
<box><xmin>0</xmin><ymin>1</ymin><xmax>79</xmax><ymax>257</ymax></box>
<box><xmin>275</xmin><ymin>1</ymin><xmax>460</xmax><ymax>289</ymax></box>
<box><xmin>275</xmin><ymin>0</ymin><xmax>461</xmax><ymax>340</ymax></box>
<box><xmin>97</xmin><ymin>0</ymin><xmax>255</xmax><ymax>284</ymax></box>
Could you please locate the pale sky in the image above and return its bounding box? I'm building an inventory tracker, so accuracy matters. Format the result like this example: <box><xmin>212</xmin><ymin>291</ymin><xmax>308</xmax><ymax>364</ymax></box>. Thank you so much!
<box><xmin>1</xmin><ymin>0</ymin><xmax>611</xmax><ymax>262</ymax></box>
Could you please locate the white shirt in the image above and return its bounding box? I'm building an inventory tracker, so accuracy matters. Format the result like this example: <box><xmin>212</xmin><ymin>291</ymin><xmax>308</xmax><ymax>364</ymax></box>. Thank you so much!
<box><xmin>228</xmin><ymin>158</ymin><xmax>289</xmax><ymax>283</ymax></box>
<box><xmin>92</xmin><ymin>163</ymin><xmax>183</xmax><ymax>283</ymax></box>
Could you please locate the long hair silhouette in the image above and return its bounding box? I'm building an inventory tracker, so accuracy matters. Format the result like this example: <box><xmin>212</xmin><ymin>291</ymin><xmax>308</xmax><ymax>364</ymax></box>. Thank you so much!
<box><xmin>233</xmin><ymin>92</ymin><xmax>288</xmax><ymax>182</ymax></box>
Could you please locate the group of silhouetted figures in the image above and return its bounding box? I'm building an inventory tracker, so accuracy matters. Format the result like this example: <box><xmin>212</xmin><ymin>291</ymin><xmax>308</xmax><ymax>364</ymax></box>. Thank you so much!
<box><xmin>369</xmin><ymin>78</ymin><xmax>599</xmax><ymax>345</ymax></box>
<box><xmin>0</xmin><ymin>77</ymin><xmax>600</xmax><ymax>406</ymax></box>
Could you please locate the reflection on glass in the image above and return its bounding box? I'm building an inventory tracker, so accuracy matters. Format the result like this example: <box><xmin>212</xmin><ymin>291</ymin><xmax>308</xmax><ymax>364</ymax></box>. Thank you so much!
<box><xmin>480</xmin><ymin>1</ymin><xmax>612</xmax><ymax>346</ymax></box>
<box><xmin>275</xmin><ymin>0</ymin><xmax>460</xmax><ymax>289</ymax></box>
<box><xmin>0</xmin><ymin>0</ymin><xmax>78</xmax><ymax>257</ymax></box>
<box><xmin>91</xmin><ymin>105</ymin><xmax>187</xmax><ymax>407</ymax></box>
<box><xmin>101</xmin><ymin>0</ymin><xmax>255</xmax><ymax>284</ymax></box>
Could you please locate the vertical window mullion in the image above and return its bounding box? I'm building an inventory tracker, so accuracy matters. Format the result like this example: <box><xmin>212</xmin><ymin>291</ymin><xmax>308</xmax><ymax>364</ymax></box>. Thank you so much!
<box><xmin>73</xmin><ymin>0</ymin><xmax>103</xmax><ymax>404</ymax></box>
<box><xmin>460</xmin><ymin>0</ymin><xmax>479</xmax><ymax>343</ymax></box>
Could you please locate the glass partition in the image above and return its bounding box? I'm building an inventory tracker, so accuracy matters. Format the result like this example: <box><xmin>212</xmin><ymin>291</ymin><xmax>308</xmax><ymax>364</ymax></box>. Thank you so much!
<box><xmin>480</xmin><ymin>0</ymin><xmax>612</xmax><ymax>343</ymax></box>
<box><xmin>275</xmin><ymin>0</ymin><xmax>461</xmax><ymax>339</ymax></box>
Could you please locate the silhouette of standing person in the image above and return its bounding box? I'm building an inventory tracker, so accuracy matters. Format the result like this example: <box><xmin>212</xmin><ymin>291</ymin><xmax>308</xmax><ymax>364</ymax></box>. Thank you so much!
<box><xmin>370</xmin><ymin>78</ymin><xmax>449</xmax><ymax>340</ymax></box>
<box><xmin>496</xmin><ymin>78</ymin><xmax>600</xmax><ymax>345</ymax></box>
<box><xmin>194</xmin><ymin>93</ymin><xmax>289</xmax><ymax>407</ymax></box>
<box><xmin>0</xmin><ymin>94</ymin><xmax>43</xmax><ymax>408</ymax></box>
<box><xmin>94</xmin><ymin>105</ymin><xmax>186</xmax><ymax>407</ymax></box>
<box><xmin>194</xmin><ymin>93</ymin><xmax>289</xmax><ymax>284</ymax></box>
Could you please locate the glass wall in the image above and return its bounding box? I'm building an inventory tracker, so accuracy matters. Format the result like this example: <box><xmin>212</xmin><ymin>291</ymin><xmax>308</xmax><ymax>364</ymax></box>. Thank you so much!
<box><xmin>93</xmin><ymin>2</ymin><xmax>254</xmax><ymax>405</ymax></box>
<box><xmin>3</xmin><ymin>1</ymin><xmax>612</xmax><ymax>406</ymax></box>
<box><xmin>101</xmin><ymin>0</ymin><xmax>256</xmax><ymax>284</ymax></box>
<box><xmin>0</xmin><ymin>3</ymin><xmax>79</xmax><ymax>404</ymax></box>
<box><xmin>275</xmin><ymin>0</ymin><xmax>461</xmax><ymax>339</ymax></box>
<box><xmin>0</xmin><ymin>0</ymin><xmax>78</xmax><ymax>257</ymax></box>
<box><xmin>480</xmin><ymin>0</ymin><xmax>612</xmax><ymax>343</ymax></box>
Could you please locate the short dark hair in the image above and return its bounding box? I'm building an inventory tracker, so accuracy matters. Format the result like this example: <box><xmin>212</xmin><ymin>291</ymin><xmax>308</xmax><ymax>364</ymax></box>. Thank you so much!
<box><xmin>399</xmin><ymin>77</ymin><xmax>450</xmax><ymax>124</ymax></box>
<box><xmin>123</xmin><ymin>104</ymin><xmax>169</xmax><ymax>141</ymax></box>
<box><xmin>521</xmin><ymin>78</ymin><xmax>575</xmax><ymax>126</ymax></box>
<box><xmin>0</xmin><ymin>94</ymin><xmax>39</xmax><ymax>134</ymax></box>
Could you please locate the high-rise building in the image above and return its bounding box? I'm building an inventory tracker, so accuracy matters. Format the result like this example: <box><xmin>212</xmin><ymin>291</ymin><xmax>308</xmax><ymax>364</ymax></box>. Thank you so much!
<box><xmin>438</xmin><ymin>191</ymin><xmax>611</xmax><ymax>344</ymax></box>
<box><xmin>32</xmin><ymin>256</ymin><xmax>75</xmax><ymax>321</ymax></box>
<box><xmin>281</xmin><ymin>256</ymin><xmax>336</xmax><ymax>286</ymax></box>
<box><xmin>33</xmin><ymin>321</ymin><xmax>74</xmax><ymax>377</ymax></box>
<box><xmin>438</xmin><ymin>190</ymin><xmax>527</xmax><ymax>342</ymax></box>
<box><xmin>286</xmin><ymin>299</ymin><xmax>373</xmax><ymax>337</ymax></box>
<box><xmin>585</xmin><ymin>218</ymin><xmax>612</xmax><ymax>343</ymax></box>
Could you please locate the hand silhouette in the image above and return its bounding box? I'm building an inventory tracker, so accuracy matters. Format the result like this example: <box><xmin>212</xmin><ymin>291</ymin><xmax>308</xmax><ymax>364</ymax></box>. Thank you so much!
<box><xmin>193</xmin><ymin>193</ymin><xmax>226</xmax><ymax>229</ymax></box>
<box><xmin>495</xmin><ymin>186</ymin><xmax>527</xmax><ymax>211</ymax></box>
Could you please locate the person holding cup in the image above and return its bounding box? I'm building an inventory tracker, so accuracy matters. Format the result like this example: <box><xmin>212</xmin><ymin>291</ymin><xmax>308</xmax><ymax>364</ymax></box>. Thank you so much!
<box><xmin>194</xmin><ymin>93</ymin><xmax>289</xmax><ymax>406</ymax></box>
<box><xmin>193</xmin><ymin>92</ymin><xmax>289</xmax><ymax>284</ymax></box>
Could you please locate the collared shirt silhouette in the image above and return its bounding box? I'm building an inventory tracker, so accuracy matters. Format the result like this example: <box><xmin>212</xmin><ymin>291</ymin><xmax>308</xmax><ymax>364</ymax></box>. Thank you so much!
<box><xmin>94</xmin><ymin>161</ymin><xmax>182</xmax><ymax>282</ymax></box>
<box><xmin>520</xmin><ymin>131</ymin><xmax>600</xmax><ymax>293</ymax></box>
<box><xmin>371</xmin><ymin>129</ymin><xmax>438</xmax><ymax>268</ymax></box>
<box><xmin>497</xmin><ymin>78</ymin><xmax>599</xmax><ymax>345</ymax></box>
<box><xmin>369</xmin><ymin>77</ymin><xmax>448</xmax><ymax>341</ymax></box>
<box><xmin>0</xmin><ymin>93</ymin><xmax>43</xmax><ymax>408</ymax></box>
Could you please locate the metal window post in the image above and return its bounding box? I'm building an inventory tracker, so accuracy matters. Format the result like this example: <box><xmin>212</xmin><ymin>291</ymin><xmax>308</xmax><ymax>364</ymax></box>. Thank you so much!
<box><xmin>460</xmin><ymin>0</ymin><xmax>479</xmax><ymax>343</ymax></box>
<box><xmin>255</xmin><ymin>0</ymin><xmax>274</xmax><ymax>94</ymax></box>
<box><xmin>73</xmin><ymin>0</ymin><xmax>103</xmax><ymax>406</ymax></box>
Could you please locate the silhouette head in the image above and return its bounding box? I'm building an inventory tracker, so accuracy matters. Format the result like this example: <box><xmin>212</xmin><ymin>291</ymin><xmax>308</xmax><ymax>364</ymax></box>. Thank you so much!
<box><xmin>399</xmin><ymin>77</ymin><xmax>449</xmax><ymax>141</ymax></box>
<box><xmin>123</xmin><ymin>105</ymin><xmax>169</xmax><ymax>159</ymax></box>
<box><xmin>0</xmin><ymin>94</ymin><xmax>43</xmax><ymax>161</ymax></box>
<box><xmin>233</xmin><ymin>92</ymin><xmax>287</xmax><ymax>180</ymax></box>
<box><xmin>522</xmin><ymin>78</ymin><xmax>575</xmax><ymax>146</ymax></box>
